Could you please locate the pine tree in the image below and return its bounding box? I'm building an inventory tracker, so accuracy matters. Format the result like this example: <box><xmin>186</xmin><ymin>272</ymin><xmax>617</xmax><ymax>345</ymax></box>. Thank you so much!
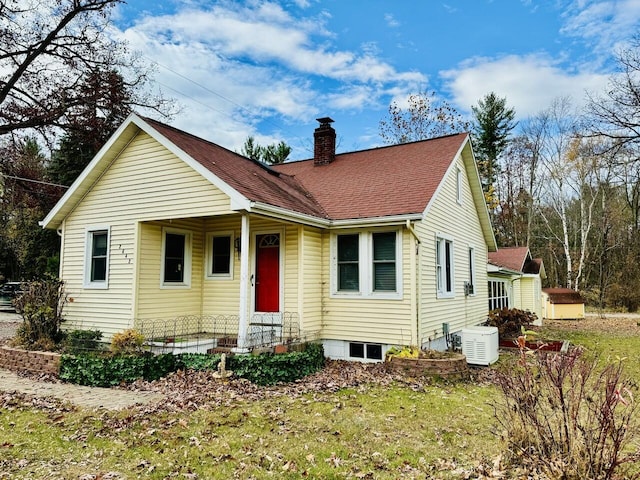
<box><xmin>471</xmin><ymin>92</ymin><xmax>516</xmax><ymax>205</ymax></box>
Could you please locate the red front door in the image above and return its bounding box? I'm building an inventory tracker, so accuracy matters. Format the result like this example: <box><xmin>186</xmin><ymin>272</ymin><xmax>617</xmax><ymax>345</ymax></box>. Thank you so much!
<box><xmin>255</xmin><ymin>234</ymin><xmax>280</xmax><ymax>312</ymax></box>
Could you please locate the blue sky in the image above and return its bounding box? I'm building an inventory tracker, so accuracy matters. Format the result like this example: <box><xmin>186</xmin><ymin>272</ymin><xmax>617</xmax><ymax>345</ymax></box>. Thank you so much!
<box><xmin>111</xmin><ymin>0</ymin><xmax>640</xmax><ymax>160</ymax></box>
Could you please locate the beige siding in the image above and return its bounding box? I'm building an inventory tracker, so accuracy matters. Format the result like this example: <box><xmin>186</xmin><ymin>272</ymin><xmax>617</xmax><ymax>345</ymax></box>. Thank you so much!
<box><xmin>320</xmin><ymin>229</ymin><xmax>414</xmax><ymax>345</ymax></box>
<box><xmin>60</xmin><ymin>131</ymin><xmax>234</xmax><ymax>335</ymax></box>
<box><xmin>415</xmin><ymin>153</ymin><xmax>489</xmax><ymax>346</ymax></box>
<box><xmin>301</xmin><ymin>227</ymin><xmax>323</xmax><ymax>336</ymax></box>
<box><xmin>201</xmin><ymin>216</ymin><xmax>242</xmax><ymax>316</ymax></box>
<box><xmin>513</xmin><ymin>279</ymin><xmax>523</xmax><ymax>309</ymax></box>
<box><xmin>136</xmin><ymin>219</ymin><xmax>204</xmax><ymax>322</ymax></box>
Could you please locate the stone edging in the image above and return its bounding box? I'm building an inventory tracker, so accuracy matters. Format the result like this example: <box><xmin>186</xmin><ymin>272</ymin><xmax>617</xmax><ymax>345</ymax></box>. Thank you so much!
<box><xmin>0</xmin><ymin>346</ymin><xmax>61</xmax><ymax>376</ymax></box>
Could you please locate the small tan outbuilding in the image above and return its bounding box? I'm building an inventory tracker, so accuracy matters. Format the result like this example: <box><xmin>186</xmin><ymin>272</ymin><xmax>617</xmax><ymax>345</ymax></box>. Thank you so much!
<box><xmin>542</xmin><ymin>288</ymin><xmax>585</xmax><ymax>320</ymax></box>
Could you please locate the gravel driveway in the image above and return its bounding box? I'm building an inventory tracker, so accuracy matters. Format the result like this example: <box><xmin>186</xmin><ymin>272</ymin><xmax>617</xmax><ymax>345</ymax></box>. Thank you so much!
<box><xmin>0</xmin><ymin>311</ymin><xmax>20</xmax><ymax>344</ymax></box>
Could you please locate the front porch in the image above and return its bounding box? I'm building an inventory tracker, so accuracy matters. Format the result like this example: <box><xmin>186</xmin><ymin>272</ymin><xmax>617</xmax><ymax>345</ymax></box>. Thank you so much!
<box><xmin>136</xmin><ymin>312</ymin><xmax>315</xmax><ymax>354</ymax></box>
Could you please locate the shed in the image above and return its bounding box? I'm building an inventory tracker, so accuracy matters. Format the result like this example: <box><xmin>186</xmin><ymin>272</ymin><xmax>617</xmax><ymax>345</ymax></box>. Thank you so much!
<box><xmin>542</xmin><ymin>288</ymin><xmax>585</xmax><ymax>320</ymax></box>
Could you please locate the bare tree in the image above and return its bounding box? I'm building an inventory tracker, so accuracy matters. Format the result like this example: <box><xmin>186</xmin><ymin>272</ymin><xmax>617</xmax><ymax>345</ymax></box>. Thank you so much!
<box><xmin>586</xmin><ymin>36</ymin><xmax>640</xmax><ymax>151</ymax></box>
<box><xmin>379</xmin><ymin>91</ymin><xmax>469</xmax><ymax>144</ymax></box>
<box><xmin>0</xmin><ymin>0</ymin><xmax>172</xmax><ymax>137</ymax></box>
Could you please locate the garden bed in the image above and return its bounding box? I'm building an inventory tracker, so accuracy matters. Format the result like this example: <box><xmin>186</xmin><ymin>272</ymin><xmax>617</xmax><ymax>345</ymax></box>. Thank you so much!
<box><xmin>386</xmin><ymin>351</ymin><xmax>468</xmax><ymax>379</ymax></box>
<box><xmin>499</xmin><ymin>338</ymin><xmax>568</xmax><ymax>352</ymax></box>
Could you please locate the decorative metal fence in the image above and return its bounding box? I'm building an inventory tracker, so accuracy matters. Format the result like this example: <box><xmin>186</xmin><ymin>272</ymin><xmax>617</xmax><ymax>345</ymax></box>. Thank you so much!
<box><xmin>134</xmin><ymin>312</ymin><xmax>314</xmax><ymax>354</ymax></box>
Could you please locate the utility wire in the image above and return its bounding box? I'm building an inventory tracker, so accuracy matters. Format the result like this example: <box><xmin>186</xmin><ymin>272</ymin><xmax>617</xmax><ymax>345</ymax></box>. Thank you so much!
<box><xmin>0</xmin><ymin>173</ymin><xmax>69</xmax><ymax>189</ymax></box>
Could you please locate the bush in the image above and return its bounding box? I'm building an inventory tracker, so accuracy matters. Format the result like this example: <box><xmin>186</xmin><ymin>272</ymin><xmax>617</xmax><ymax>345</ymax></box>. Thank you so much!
<box><xmin>110</xmin><ymin>329</ymin><xmax>145</xmax><ymax>355</ymax></box>
<box><xmin>64</xmin><ymin>329</ymin><xmax>103</xmax><ymax>354</ymax></box>
<box><xmin>59</xmin><ymin>343</ymin><xmax>326</xmax><ymax>387</ymax></box>
<box><xmin>13</xmin><ymin>277</ymin><xmax>67</xmax><ymax>350</ymax></box>
<box><xmin>59</xmin><ymin>353</ymin><xmax>177</xmax><ymax>387</ymax></box>
<box><xmin>493</xmin><ymin>348</ymin><xmax>640</xmax><ymax>479</ymax></box>
<box><xmin>229</xmin><ymin>342</ymin><xmax>325</xmax><ymax>385</ymax></box>
<box><xmin>486</xmin><ymin>307</ymin><xmax>537</xmax><ymax>338</ymax></box>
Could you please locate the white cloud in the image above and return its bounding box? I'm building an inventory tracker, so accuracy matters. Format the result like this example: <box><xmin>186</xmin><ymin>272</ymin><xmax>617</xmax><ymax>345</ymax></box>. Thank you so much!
<box><xmin>442</xmin><ymin>54</ymin><xmax>609</xmax><ymax>119</ymax></box>
<box><xmin>384</xmin><ymin>13</ymin><xmax>400</xmax><ymax>27</ymax></box>
<box><xmin>113</xmin><ymin>1</ymin><xmax>425</xmax><ymax>149</ymax></box>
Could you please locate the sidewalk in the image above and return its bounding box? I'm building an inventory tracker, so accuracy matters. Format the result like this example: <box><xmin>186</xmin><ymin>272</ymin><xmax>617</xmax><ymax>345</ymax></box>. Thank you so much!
<box><xmin>0</xmin><ymin>368</ymin><xmax>165</xmax><ymax>410</ymax></box>
<box><xmin>0</xmin><ymin>313</ymin><xmax>166</xmax><ymax>410</ymax></box>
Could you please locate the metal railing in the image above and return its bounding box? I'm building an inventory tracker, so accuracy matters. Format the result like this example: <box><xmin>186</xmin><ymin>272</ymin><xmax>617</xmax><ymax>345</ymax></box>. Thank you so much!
<box><xmin>134</xmin><ymin>312</ymin><xmax>313</xmax><ymax>354</ymax></box>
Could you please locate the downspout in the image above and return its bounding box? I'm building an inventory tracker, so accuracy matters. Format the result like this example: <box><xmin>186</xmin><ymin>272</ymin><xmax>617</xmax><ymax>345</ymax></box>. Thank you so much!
<box><xmin>406</xmin><ymin>220</ymin><xmax>421</xmax><ymax>347</ymax></box>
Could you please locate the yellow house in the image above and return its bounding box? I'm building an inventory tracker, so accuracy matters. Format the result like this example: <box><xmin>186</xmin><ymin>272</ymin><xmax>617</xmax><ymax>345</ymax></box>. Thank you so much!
<box><xmin>487</xmin><ymin>247</ymin><xmax>546</xmax><ymax>324</ymax></box>
<box><xmin>41</xmin><ymin>114</ymin><xmax>497</xmax><ymax>361</ymax></box>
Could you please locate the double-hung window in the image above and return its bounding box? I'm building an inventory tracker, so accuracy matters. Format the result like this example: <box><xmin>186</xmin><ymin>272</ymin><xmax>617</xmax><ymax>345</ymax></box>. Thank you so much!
<box><xmin>334</xmin><ymin>231</ymin><xmax>401</xmax><ymax>298</ymax></box>
<box><xmin>372</xmin><ymin>232</ymin><xmax>396</xmax><ymax>291</ymax></box>
<box><xmin>436</xmin><ymin>235</ymin><xmax>454</xmax><ymax>297</ymax></box>
<box><xmin>84</xmin><ymin>227</ymin><xmax>110</xmax><ymax>289</ymax></box>
<box><xmin>467</xmin><ymin>246</ymin><xmax>475</xmax><ymax>295</ymax></box>
<box><xmin>205</xmin><ymin>232</ymin><xmax>233</xmax><ymax>279</ymax></box>
<box><xmin>161</xmin><ymin>228</ymin><xmax>192</xmax><ymax>287</ymax></box>
<box><xmin>337</xmin><ymin>234</ymin><xmax>359</xmax><ymax>291</ymax></box>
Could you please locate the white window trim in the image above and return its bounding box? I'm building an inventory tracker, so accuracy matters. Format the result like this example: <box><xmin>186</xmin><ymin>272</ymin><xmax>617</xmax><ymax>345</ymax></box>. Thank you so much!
<box><xmin>331</xmin><ymin>230</ymin><xmax>403</xmax><ymax>300</ymax></box>
<box><xmin>456</xmin><ymin>167</ymin><xmax>463</xmax><ymax>205</ymax></box>
<box><xmin>436</xmin><ymin>233</ymin><xmax>455</xmax><ymax>299</ymax></box>
<box><xmin>205</xmin><ymin>231</ymin><xmax>234</xmax><ymax>280</ymax></box>
<box><xmin>83</xmin><ymin>226</ymin><xmax>111</xmax><ymax>289</ymax></box>
<box><xmin>160</xmin><ymin>227</ymin><xmax>192</xmax><ymax>289</ymax></box>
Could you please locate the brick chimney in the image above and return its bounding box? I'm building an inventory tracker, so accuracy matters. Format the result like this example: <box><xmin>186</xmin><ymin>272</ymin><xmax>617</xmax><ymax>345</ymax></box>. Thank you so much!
<box><xmin>314</xmin><ymin>117</ymin><xmax>335</xmax><ymax>166</ymax></box>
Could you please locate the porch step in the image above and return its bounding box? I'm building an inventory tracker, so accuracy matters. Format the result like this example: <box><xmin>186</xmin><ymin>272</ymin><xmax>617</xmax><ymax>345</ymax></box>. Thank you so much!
<box><xmin>216</xmin><ymin>337</ymin><xmax>238</xmax><ymax>348</ymax></box>
<box><xmin>208</xmin><ymin>346</ymin><xmax>235</xmax><ymax>355</ymax></box>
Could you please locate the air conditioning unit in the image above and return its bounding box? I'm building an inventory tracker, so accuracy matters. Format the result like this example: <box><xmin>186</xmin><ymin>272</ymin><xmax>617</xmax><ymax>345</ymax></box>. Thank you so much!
<box><xmin>461</xmin><ymin>326</ymin><xmax>499</xmax><ymax>366</ymax></box>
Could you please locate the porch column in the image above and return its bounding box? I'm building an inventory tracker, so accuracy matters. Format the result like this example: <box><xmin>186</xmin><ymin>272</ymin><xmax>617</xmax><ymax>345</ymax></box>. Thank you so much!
<box><xmin>236</xmin><ymin>213</ymin><xmax>251</xmax><ymax>352</ymax></box>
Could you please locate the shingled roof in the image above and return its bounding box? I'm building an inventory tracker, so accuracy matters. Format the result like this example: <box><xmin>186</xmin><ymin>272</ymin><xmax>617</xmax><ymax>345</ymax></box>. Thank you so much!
<box><xmin>488</xmin><ymin>247</ymin><xmax>530</xmax><ymax>271</ymax></box>
<box><xmin>42</xmin><ymin>114</ymin><xmax>492</xmax><ymax>238</ymax></box>
<box><xmin>273</xmin><ymin>134</ymin><xmax>467</xmax><ymax>220</ymax></box>
<box><xmin>543</xmin><ymin>288</ymin><xmax>584</xmax><ymax>304</ymax></box>
<box><xmin>147</xmin><ymin>119</ymin><xmax>469</xmax><ymax>221</ymax></box>
<box><xmin>144</xmin><ymin>118</ymin><xmax>328</xmax><ymax>219</ymax></box>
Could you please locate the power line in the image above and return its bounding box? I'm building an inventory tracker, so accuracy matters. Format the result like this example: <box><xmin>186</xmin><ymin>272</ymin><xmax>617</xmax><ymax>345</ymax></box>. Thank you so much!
<box><xmin>0</xmin><ymin>173</ymin><xmax>69</xmax><ymax>189</ymax></box>
<box><xmin>148</xmin><ymin>58</ymin><xmax>306</xmax><ymax>143</ymax></box>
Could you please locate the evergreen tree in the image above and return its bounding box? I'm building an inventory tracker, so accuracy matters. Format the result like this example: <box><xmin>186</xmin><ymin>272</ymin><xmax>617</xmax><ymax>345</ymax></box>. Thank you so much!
<box><xmin>239</xmin><ymin>137</ymin><xmax>291</xmax><ymax>165</ymax></box>
<box><xmin>471</xmin><ymin>92</ymin><xmax>516</xmax><ymax>206</ymax></box>
<box><xmin>48</xmin><ymin>69</ymin><xmax>133</xmax><ymax>187</ymax></box>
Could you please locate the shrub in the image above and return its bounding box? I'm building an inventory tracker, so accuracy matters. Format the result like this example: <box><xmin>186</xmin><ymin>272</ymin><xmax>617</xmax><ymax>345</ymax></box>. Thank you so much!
<box><xmin>110</xmin><ymin>329</ymin><xmax>145</xmax><ymax>355</ymax></box>
<box><xmin>59</xmin><ymin>343</ymin><xmax>326</xmax><ymax>387</ymax></box>
<box><xmin>486</xmin><ymin>307</ymin><xmax>537</xmax><ymax>338</ymax></box>
<box><xmin>229</xmin><ymin>342</ymin><xmax>325</xmax><ymax>385</ymax></box>
<box><xmin>493</xmin><ymin>348</ymin><xmax>640</xmax><ymax>479</ymax></box>
<box><xmin>13</xmin><ymin>277</ymin><xmax>67</xmax><ymax>350</ymax></box>
<box><xmin>64</xmin><ymin>329</ymin><xmax>103</xmax><ymax>354</ymax></box>
<box><xmin>59</xmin><ymin>353</ymin><xmax>177</xmax><ymax>387</ymax></box>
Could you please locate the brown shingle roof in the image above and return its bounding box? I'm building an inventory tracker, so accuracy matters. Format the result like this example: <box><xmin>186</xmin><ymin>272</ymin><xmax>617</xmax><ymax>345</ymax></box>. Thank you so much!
<box><xmin>147</xmin><ymin>117</ymin><xmax>467</xmax><ymax>221</ymax></box>
<box><xmin>543</xmin><ymin>288</ymin><xmax>584</xmax><ymax>304</ymax></box>
<box><xmin>273</xmin><ymin>134</ymin><xmax>467</xmax><ymax>220</ymax></box>
<box><xmin>144</xmin><ymin>118</ymin><xmax>328</xmax><ymax>219</ymax></box>
<box><xmin>488</xmin><ymin>247</ymin><xmax>531</xmax><ymax>272</ymax></box>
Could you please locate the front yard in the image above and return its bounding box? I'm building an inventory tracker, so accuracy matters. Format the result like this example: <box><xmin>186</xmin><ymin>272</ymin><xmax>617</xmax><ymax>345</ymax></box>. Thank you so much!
<box><xmin>1</xmin><ymin>315</ymin><xmax>639</xmax><ymax>479</ymax></box>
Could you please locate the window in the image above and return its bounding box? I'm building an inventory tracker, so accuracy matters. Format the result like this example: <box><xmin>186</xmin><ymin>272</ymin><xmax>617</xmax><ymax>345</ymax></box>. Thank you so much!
<box><xmin>333</xmin><ymin>231</ymin><xmax>401</xmax><ymax>298</ymax></box>
<box><xmin>456</xmin><ymin>167</ymin><xmax>463</xmax><ymax>204</ymax></box>
<box><xmin>373</xmin><ymin>232</ymin><xmax>396</xmax><ymax>291</ymax></box>
<box><xmin>205</xmin><ymin>232</ymin><xmax>233</xmax><ymax>279</ymax></box>
<box><xmin>489</xmin><ymin>280</ymin><xmax>509</xmax><ymax>310</ymax></box>
<box><xmin>337</xmin><ymin>234</ymin><xmax>359</xmax><ymax>291</ymax></box>
<box><xmin>84</xmin><ymin>227</ymin><xmax>110</xmax><ymax>288</ymax></box>
<box><xmin>349</xmin><ymin>342</ymin><xmax>383</xmax><ymax>360</ymax></box>
<box><xmin>466</xmin><ymin>246</ymin><xmax>475</xmax><ymax>295</ymax></box>
<box><xmin>436</xmin><ymin>235</ymin><xmax>454</xmax><ymax>297</ymax></box>
<box><xmin>161</xmin><ymin>228</ymin><xmax>192</xmax><ymax>287</ymax></box>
